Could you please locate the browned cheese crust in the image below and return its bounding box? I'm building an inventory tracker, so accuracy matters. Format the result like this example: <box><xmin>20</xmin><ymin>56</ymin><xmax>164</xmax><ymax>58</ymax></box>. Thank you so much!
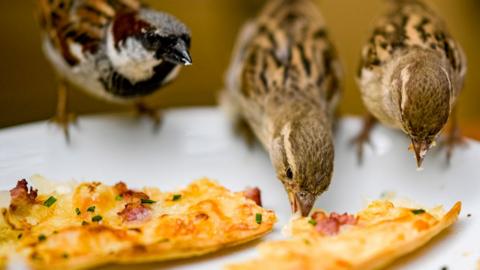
<box><xmin>0</xmin><ymin>178</ymin><xmax>276</xmax><ymax>269</ymax></box>
<box><xmin>227</xmin><ymin>200</ymin><xmax>461</xmax><ymax>270</ymax></box>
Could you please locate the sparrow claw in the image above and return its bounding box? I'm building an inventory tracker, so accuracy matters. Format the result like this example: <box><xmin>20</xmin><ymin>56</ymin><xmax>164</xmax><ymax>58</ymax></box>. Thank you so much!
<box><xmin>135</xmin><ymin>103</ymin><xmax>162</xmax><ymax>132</ymax></box>
<box><xmin>440</xmin><ymin>125</ymin><xmax>468</xmax><ymax>165</ymax></box>
<box><xmin>50</xmin><ymin>112</ymin><xmax>76</xmax><ymax>142</ymax></box>
<box><xmin>350</xmin><ymin>115</ymin><xmax>377</xmax><ymax>165</ymax></box>
<box><xmin>234</xmin><ymin>117</ymin><xmax>256</xmax><ymax>148</ymax></box>
<box><xmin>52</xmin><ymin>80</ymin><xmax>75</xmax><ymax>142</ymax></box>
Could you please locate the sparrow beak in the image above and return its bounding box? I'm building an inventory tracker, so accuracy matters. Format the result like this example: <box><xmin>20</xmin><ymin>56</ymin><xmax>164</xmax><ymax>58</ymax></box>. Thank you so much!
<box><xmin>288</xmin><ymin>190</ymin><xmax>316</xmax><ymax>217</ymax></box>
<box><xmin>164</xmin><ymin>40</ymin><xmax>192</xmax><ymax>66</ymax></box>
<box><xmin>410</xmin><ymin>138</ymin><xmax>432</xmax><ymax>169</ymax></box>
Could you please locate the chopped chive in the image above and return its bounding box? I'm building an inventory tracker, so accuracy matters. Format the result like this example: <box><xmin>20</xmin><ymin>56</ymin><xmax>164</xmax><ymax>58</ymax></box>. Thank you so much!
<box><xmin>115</xmin><ymin>195</ymin><xmax>123</xmax><ymax>201</ymax></box>
<box><xmin>92</xmin><ymin>215</ymin><xmax>103</xmax><ymax>222</ymax></box>
<box><xmin>17</xmin><ymin>233</ymin><xmax>22</xmax><ymax>239</ymax></box>
<box><xmin>43</xmin><ymin>196</ymin><xmax>57</xmax><ymax>207</ymax></box>
<box><xmin>75</xmin><ymin>208</ymin><xmax>81</xmax><ymax>216</ymax></box>
<box><xmin>141</xmin><ymin>199</ymin><xmax>156</xmax><ymax>204</ymax></box>
<box><xmin>87</xmin><ymin>206</ymin><xmax>96</xmax><ymax>212</ymax></box>
<box><xmin>255</xmin><ymin>213</ymin><xmax>262</xmax><ymax>224</ymax></box>
<box><xmin>81</xmin><ymin>221</ymin><xmax>89</xmax><ymax>226</ymax></box>
<box><xmin>411</xmin><ymin>209</ymin><xmax>426</xmax><ymax>215</ymax></box>
<box><xmin>38</xmin><ymin>234</ymin><xmax>47</xmax><ymax>242</ymax></box>
<box><xmin>62</xmin><ymin>253</ymin><xmax>69</xmax><ymax>259</ymax></box>
<box><xmin>308</xmin><ymin>219</ymin><xmax>317</xmax><ymax>226</ymax></box>
<box><xmin>172</xmin><ymin>194</ymin><xmax>182</xmax><ymax>201</ymax></box>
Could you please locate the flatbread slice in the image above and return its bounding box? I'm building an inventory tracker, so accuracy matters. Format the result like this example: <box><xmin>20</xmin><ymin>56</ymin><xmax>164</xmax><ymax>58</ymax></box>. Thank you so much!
<box><xmin>0</xmin><ymin>176</ymin><xmax>276</xmax><ymax>269</ymax></box>
<box><xmin>227</xmin><ymin>200</ymin><xmax>461</xmax><ymax>270</ymax></box>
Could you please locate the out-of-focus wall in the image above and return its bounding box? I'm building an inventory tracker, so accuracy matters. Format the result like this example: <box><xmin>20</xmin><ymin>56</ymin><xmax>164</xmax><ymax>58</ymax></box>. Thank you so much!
<box><xmin>0</xmin><ymin>0</ymin><xmax>478</xmax><ymax>129</ymax></box>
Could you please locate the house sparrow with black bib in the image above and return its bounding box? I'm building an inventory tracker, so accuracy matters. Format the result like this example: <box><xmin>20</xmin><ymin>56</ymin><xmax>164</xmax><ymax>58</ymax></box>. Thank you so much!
<box><xmin>354</xmin><ymin>0</ymin><xmax>467</xmax><ymax>168</ymax></box>
<box><xmin>222</xmin><ymin>0</ymin><xmax>342</xmax><ymax>216</ymax></box>
<box><xmin>37</xmin><ymin>0</ymin><xmax>192</xmax><ymax>138</ymax></box>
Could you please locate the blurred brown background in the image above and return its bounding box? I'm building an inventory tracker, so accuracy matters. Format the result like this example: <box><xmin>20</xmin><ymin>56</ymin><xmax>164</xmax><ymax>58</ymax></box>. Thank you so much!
<box><xmin>0</xmin><ymin>0</ymin><xmax>478</xmax><ymax>136</ymax></box>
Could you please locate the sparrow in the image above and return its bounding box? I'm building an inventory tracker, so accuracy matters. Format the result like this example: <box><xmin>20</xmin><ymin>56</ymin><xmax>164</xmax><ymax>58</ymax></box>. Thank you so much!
<box><xmin>354</xmin><ymin>0</ymin><xmax>467</xmax><ymax>168</ymax></box>
<box><xmin>37</xmin><ymin>0</ymin><xmax>192</xmax><ymax>138</ymax></box>
<box><xmin>222</xmin><ymin>0</ymin><xmax>342</xmax><ymax>216</ymax></box>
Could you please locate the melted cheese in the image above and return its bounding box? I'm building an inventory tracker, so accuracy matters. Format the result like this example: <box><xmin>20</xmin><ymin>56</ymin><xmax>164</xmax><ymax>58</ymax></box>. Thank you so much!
<box><xmin>0</xmin><ymin>177</ymin><xmax>276</xmax><ymax>270</ymax></box>
<box><xmin>228</xmin><ymin>200</ymin><xmax>461</xmax><ymax>270</ymax></box>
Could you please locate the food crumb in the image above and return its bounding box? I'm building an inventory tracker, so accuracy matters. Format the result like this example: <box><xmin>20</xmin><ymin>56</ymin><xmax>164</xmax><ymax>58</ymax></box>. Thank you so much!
<box><xmin>467</xmin><ymin>213</ymin><xmax>472</xmax><ymax>218</ymax></box>
<box><xmin>440</xmin><ymin>266</ymin><xmax>448</xmax><ymax>270</ymax></box>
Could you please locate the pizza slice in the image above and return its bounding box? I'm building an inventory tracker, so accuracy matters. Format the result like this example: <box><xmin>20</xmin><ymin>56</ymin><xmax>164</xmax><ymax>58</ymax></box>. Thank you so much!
<box><xmin>227</xmin><ymin>200</ymin><xmax>461</xmax><ymax>270</ymax></box>
<box><xmin>0</xmin><ymin>176</ymin><xmax>276</xmax><ymax>269</ymax></box>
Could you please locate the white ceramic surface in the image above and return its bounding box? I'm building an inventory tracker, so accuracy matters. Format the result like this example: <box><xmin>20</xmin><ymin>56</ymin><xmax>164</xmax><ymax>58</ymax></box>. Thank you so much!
<box><xmin>0</xmin><ymin>107</ymin><xmax>479</xmax><ymax>270</ymax></box>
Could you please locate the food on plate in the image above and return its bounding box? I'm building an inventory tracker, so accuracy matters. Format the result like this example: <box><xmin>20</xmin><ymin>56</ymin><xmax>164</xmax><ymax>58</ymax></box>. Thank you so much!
<box><xmin>227</xmin><ymin>200</ymin><xmax>461</xmax><ymax>270</ymax></box>
<box><xmin>0</xmin><ymin>176</ymin><xmax>276</xmax><ymax>269</ymax></box>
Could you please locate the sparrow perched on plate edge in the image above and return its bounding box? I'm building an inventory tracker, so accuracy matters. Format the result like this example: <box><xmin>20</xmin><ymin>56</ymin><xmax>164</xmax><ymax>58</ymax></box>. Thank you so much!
<box><xmin>222</xmin><ymin>0</ymin><xmax>342</xmax><ymax>216</ymax></box>
<box><xmin>37</xmin><ymin>0</ymin><xmax>192</xmax><ymax>138</ymax></box>
<box><xmin>354</xmin><ymin>0</ymin><xmax>467</xmax><ymax>168</ymax></box>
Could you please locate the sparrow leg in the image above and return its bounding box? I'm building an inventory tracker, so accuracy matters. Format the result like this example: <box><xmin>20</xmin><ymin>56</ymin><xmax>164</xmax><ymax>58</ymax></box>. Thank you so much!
<box><xmin>441</xmin><ymin>107</ymin><xmax>468</xmax><ymax>164</ymax></box>
<box><xmin>234</xmin><ymin>117</ymin><xmax>257</xmax><ymax>147</ymax></box>
<box><xmin>50</xmin><ymin>80</ymin><xmax>76</xmax><ymax>141</ymax></box>
<box><xmin>135</xmin><ymin>103</ymin><xmax>162</xmax><ymax>131</ymax></box>
<box><xmin>350</xmin><ymin>114</ymin><xmax>377</xmax><ymax>165</ymax></box>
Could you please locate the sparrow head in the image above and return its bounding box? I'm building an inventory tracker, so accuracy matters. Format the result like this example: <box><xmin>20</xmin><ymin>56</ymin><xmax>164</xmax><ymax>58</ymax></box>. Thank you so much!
<box><xmin>111</xmin><ymin>10</ymin><xmax>192</xmax><ymax>66</ymax></box>
<box><xmin>391</xmin><ymin>51</ymin><xmax>452</xmax><ymax>168</ymax></box>
<box><xmin>270</xmin><ymin>111</ymin><xmax>334</xmax><ymax>217</ymax></box>
<box><xmin>137</xmin><ymin>9</ymin><xmax>192</xmax><ymax>65</ymax></box>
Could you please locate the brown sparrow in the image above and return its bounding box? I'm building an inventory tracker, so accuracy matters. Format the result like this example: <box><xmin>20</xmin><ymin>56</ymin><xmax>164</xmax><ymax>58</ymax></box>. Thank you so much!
<box><xmin>37</xmin><ymin>0</ymin><xmax>192</xmax><ymax>138</ymax></box>
<box><xmin>354</xmin><ymin>0</ymin><xmax>467</xmax><ymax>168</ymax></box>
<box><xmin>222</xmin><ymin>0</ymin><xmax>342</xmax><ymax>216</ymax></box>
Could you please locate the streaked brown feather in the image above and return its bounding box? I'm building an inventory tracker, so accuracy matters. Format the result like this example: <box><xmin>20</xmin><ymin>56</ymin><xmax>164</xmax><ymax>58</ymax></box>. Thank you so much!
<box><xmin>238</xmin><ymin>0</ymin><xmax>341</xmax><ymax>108</ymax></box>
<box><xmin>37</xmin><ymin>0</ymin><xmax>141</xmax><ymax>65</ymax></box>
<box><xmin>359</xmin><ymin>0</ymin><xmax>466</xmax><ymax>94</ymax></box>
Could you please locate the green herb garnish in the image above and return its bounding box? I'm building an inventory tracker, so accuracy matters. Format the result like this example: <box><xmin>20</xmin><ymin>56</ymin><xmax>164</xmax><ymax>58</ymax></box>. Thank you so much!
<box><xmin>62</xmin><ymin>253</ymin><xmax>69</xmax><ymax>259</ymax></box>
<box><xmin>38</xmin><ymin>234</ymin><xmax>47</xmax><ymax>242</ymax></box>
<box><xmin>87</xmin><ymin>206</ymin><xmax>96</xmax><ymax>212</ymax></box>
<box><xmin>17</xmin><ymin>233</ymin><xmax>22</xmax><ymax>239</ymax></box>
<box><xmin>308</xmin><ymin>219</ymin><xmax>317</xmax><ymax>226</ymax></box>
<box><xmin>92</xmin><ymin>215</ymin><xmax>103</xmax><ymax>222</ymax></box>
<box><xmin>75</xmin><ymin>208</ymin><xmax>81</xmax><ymax>215</ymax></box>
<box><xmin>411</xmin><ymin>209</ymin><xmax>426</xmax><ymax>215</ymax></box>
<box><xmin>82</xmin><ymin>221</ymin><xmax>89</xmax><ymax>226</ymax></box>
<box><xmin>43</xmin><ymin>196</ymin><xmax>57</xmax><ymax>207</ymax></box>
<box><xmin>115</xmin><ymin>195</ymin><xmax>123</xmax><ymax>201</ymax></box>
<box><xmin>141</xmin><ymin>199</ymin><xmax>156</xmax><ymax>204</ymax></box>
<box><xmin>172</xmin><ymin>194</ymin><xmax>182</xmax><ymax>201</ymax></box>
<box><xmin>255</xmin><ymin>213</ymin><xmax>262</xmax><ymax>224</ymax></box>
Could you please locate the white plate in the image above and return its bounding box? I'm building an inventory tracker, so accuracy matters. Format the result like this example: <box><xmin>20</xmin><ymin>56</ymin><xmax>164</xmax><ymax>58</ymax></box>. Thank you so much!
<box><xmin>0</xmin><ymin>107</ymin><xmax>479</xmax><ymax>270</ymax></box>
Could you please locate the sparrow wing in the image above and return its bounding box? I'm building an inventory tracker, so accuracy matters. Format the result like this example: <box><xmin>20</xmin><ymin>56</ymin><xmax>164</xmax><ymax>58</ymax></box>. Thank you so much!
<box><xmin>358</xmin><ymin>0</ymin><xmax>466</xmax><ymax>95</ymax></box>
<box><xmin>37</xmin><ymin>0</ymin><xmax>141</xmax><ymax>66</ymax></box>
<box><xmin>232</xmin><ymin>0</ymin><xmax>342</xmax><ymax>109</ymax></box>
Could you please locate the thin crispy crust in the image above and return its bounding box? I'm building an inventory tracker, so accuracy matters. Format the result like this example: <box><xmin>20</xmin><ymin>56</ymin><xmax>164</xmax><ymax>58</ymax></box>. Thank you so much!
<box><xmin>0</xmin><ymin>178</ymin><xmax>276</xmax><ymax>270</ymax></box>
<box><xmin>227</xmin><ymin>200</ymin><xmax>461</xmax><ymax>270</ymax></box>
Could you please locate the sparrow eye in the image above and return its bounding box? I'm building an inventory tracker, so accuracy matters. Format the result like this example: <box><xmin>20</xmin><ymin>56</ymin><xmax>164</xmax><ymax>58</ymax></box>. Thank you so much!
<box><xmin>286</xmin><ymin>167</ymin><xmax>293</xmax><ymax>180</ymax></box>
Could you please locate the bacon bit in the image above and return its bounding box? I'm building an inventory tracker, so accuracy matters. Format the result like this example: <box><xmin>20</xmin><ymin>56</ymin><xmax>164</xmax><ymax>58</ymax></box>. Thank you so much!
<box><xmin>312</xmin><ymin>211</ymin><xmax>327</xmax><ymax>221</ymax></box>
<box><xmin>311</xmin><ymin>211</ymin><xmax>358</xmax><ymax>236</ymax></box>
<box><xmin>117</xmin><ymin>203</ymin><xmax>151</xmax><ymax>222</ymax></box>
<box><xmin>330</xmin><ymin>213</ymin><xmax>358</xmax><ymax>226</ymax></box>
<box><xmin>114</xmin><ymin>182</ymin><xmax>129</xmax><ymax>194</ymax></box>
<box><xmin>195</xmin><ymin>213</ymin><xmax>209</xmax><ymax>221</ymax></box>
<box><xmin>315</xmin><ymin>218</ymin><xmax>341</xmax><ymax>236</ymax></box>
<box><xmin>114</xmin><ymin>182</ymin><xmax>149</xmax><ymax>201</ymax></box>
<box><xmin>9</xmin><ymin>179</ymin><xmax>38</xmax><ymax>211</ymax></box>
<box><xmin>243</xmin><ymin>187</ymin><xmax>262</xmax><ymax>206</ymax></box>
